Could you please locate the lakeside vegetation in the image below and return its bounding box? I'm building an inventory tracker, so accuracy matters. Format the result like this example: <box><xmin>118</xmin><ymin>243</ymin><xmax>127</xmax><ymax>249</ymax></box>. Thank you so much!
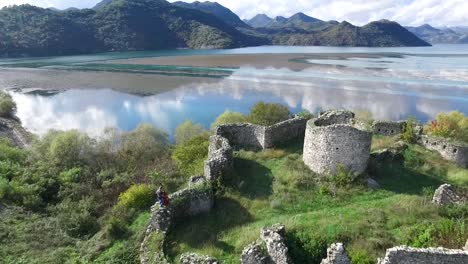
<box><xmin>0</xmin><ymin>100</ymin><xmax>467</xmax><ymax>263</ymax></box>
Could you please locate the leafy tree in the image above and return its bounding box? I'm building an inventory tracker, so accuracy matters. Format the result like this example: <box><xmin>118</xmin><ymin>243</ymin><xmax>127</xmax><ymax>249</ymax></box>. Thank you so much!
<box><xmin>402</xmin><ymin>117</ymin><xmax>418</xmax><ymax>144</ymax></box>
<box><xmin>248</xmin><ymin>102</ymin><xmax>290</xmax><ymax>126</ymax></box>
<box><xmin>172</xmin><ymin>135</ymin><xmax>209</xmax><ymax>175</ymax></box>
<box><xmin>175</xmin><ymin>120</ymin><xmax>207</xmax><ymax>145</ymax></box>
<box><xmin>424</xmin><ymin>111</ymin><xmax>468</xmax><ymax>143</ymax></box>
<box><xmin>0</xmin><ymin>91</ymin><xmax>16</xmax><ymax>118</ymax></box>
<box><xmin>211</xmin><ymin>110</ymin><xmax>248</xmax><ymax>129</ymax></box>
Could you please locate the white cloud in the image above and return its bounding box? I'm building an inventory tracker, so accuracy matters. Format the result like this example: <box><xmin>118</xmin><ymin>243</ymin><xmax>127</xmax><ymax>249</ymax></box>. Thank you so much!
<box><xmin>0</xmin><ymin>0</ymin><xmax>466</xmax><ymax>26</ymax></box>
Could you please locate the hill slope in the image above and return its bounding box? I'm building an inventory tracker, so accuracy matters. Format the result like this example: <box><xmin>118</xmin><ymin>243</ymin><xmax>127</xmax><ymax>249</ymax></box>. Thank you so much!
<box><xmin>0</xmin><ymin>0</ymin><xmax>262</xmax><ymax>57</ymax></box>
<box><xmin>0</xmin><ymin>1</ymin><xmax>430</xmax><ymax>58</ymax></box>
<box><xmin>173</xmin><ymin>1</ymin><xmax>250</xmax><ymax>28</ymax></box>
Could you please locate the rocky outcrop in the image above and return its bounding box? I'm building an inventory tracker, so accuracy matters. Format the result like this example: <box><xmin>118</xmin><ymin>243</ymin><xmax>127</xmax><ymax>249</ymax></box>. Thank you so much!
<box><xmin>432</xmin><ymin>184</ymin><xmax>466</xmax><ymax>206</ymax></box>
<box><xmin>180</xmin><ymin>253</ymin><xmax>219</xmax><ymax>264</ymax></box>
<box><xmin>241</xmin><ymin>242</ymin><xmax>272</xmax><ymax>264</ymax></box>
<box><xmin>377</xmin><ymin>246</ymin><xmax>468</xmax><ymax>264</ymax></box>
<box><xmin>0</xmin><ymin>117</ymin><xmax>32</xmax><ymax>148</ymax></box>
<box><xmin>314</xmin><ymin>110</ymin><xmax>355</xmax><ymax>126</ymax></box>
<box><xmin>214</xmin><ymin>117</ymin><xmax>309</xmax><ymax>151</ymax></box>
<box><xmin>320</xmin><ymin>243</ymin><xmax>351</xmax><ymax>264</ymax></box>
<box><xmin>303</xmin><ymin>120</ymin><xmax>372</xmax><ymax>177</ymax></box>
<box><xmin>373</xmin><ymin>120</ymin><xmax>405</xmax><ymax>136</ymax></box>
<box><xmin>418</xmin><ymin>135</ymin><xmax>468</xmax><ymax>168</ymax></box>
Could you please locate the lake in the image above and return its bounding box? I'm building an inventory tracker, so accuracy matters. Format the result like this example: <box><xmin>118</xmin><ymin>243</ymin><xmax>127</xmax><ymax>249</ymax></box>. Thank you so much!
<box><xmin>1</xmin><ymin>45</ymin><xmax>468</xmax><ymax>138</ymax></box>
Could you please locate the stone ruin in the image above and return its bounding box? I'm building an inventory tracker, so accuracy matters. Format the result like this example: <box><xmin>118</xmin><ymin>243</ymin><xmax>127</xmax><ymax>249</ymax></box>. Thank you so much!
<box><xmin>320</xmin><ymin>243</ymin><xmax>351</xmax><ymax>264</ymax></box>
<box><xmin>377</xmin><ymin>246</ymin><xmax>468</xmax><ymax>264</ymax></box>
<box><xmin>319</xmin><ymin>242</ymin><xmax>468</xmax><ymax>264</ymax></box>
<box><xmin>140</xmin><ymin>110</ymin><xmax>468</xmax><ymax>264</ymax></box>
<box><xmin>140</xmin><ymin>179</ymin><xmax>214</xmax><ymax>264</ymax></box>
<box><xmin>372</xmin><ymin>120</ymin><xmax>406</xmax><ymax>136</ymax></box>
<box><xmin>204</xmin><ymin>135</ymin><xmax>234</xmax><ymax>181</ymax></box>
<box><xmin>432</xmin><ymin>184</ymin><xmax>467</xmax><ymax>206</ymax></box>
<box><xmin>418</xmin><ymin>135</ymin><xmax>468</xmax><ymax>168</ymax></box>
<box><xmin>303</xmin><ymin>118</ymin><xmax>372</xmax><ymax>177</ymax></box>
<box><xmin>241</xmin><ymin>224</ymin><xmax>292</xmax><ymax>264</ymax></box>
<box><xmin>314</xmin><ymin>110</ymin><xmax>355</xmax><ymax>126</ymax></box>
<box><xmin>214</xmin><ymin>117</ymin><xmax>309</xmax><ymax>151</ymax></box>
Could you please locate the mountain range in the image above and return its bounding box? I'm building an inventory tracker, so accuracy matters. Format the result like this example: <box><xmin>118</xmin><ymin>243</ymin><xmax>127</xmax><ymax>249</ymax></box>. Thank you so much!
<box><xmin>406</xmin><ymin>24</ymin><xmax>468</xmax><ymax>44</ymax></box>
<box><xmin>0</xmin><ymin>0</ymin><xmax>432</xmax><ymax>57</ymax></box>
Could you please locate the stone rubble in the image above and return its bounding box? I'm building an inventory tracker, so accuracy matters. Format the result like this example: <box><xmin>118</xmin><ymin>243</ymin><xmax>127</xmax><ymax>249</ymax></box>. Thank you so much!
<box><xmin>377</xmin><ymin>246</ymin><xmax>468</xmax><ymax>264</ymax></box>
<box><xmin>320</xmin><ymin>243</ymin><xmax>351</xmax><ymax>264</ymax></box>
<box><xmin>432</xmin><ymin>184</ymin><xmax>466</xmax><ymax>206</ymax></box>
<box><xmin>180</xmin><ymin>253</ymin><xmax>219</xmax><ymax>264</ymax></box>
<box><xmin>241</xmin><ymin>242</ymin><xmax>272</xmax><ymax>264</ymax></box>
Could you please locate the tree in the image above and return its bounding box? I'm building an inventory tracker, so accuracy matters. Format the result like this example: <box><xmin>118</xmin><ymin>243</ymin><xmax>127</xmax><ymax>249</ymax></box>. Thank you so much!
<box><xmin>0</xmin><ymin>91</ymin><xmax>16</xmax><ymax>118</ymax></box>
<box><xmin>424</xmin><ymin>111</ymin><xmax>468</xmax><ymax>143</ymax></box>
<box><xmin>175</xmin><ymin>120</ymin><xmax>207</xmax><ymax>145</ymax></box>
<box><xmin>248</xmin><ymin>102</ymin><xmax>290</xmax><ymax>126</ymax></box>
<box><xmin>211</xmin><ymin>110</ymin><xmax>248</xmax><ymax>129</ymax></box>
<box><xmin>172</xmin><ymin>135</ymin><xmax>209</xmax><ymax>175</ymax></box>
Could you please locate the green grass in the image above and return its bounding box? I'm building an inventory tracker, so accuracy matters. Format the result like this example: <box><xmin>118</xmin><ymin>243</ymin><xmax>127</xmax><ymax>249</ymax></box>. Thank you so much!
<box><xmin>165</xmin><ymin>137</ymin><xmax>468</xmax><ymax>264</ymax></box>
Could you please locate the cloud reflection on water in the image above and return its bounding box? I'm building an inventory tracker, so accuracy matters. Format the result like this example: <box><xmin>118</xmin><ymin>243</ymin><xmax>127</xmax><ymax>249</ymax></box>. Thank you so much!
<box><xmin>10</xmin><ymin>64</ymin><xmax>468</xmax><ymax>138</ymax></box>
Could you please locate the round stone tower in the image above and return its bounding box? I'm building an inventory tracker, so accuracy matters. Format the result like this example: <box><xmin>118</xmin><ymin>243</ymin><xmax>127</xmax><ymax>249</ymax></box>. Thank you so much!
<box><xmin>303</xmin><ymin>119</ymin><xmax>372</xmax><ymax>177</ymax></box>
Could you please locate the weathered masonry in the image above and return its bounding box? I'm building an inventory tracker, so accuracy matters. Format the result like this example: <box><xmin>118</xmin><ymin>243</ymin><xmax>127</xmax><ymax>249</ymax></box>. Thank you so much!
<box><xmin>418</xmin><ymin>135</ymin><xmax>468</xmax><ymax>168</ymax></box>
<box><xmin>303</xmin><ymin>120</ymin><xmax>372</xmax><ymax>177</ymax></box>
<box><xmin>377</xmin><ymin>246</ymin><xmax>468</xmax><ymax>264</ymax></box>
<box><xmin>372</xmin><ymin>120</ymin><xmax>406</xmax><ymax>136</ymax></box>
<box><xmin>214</xmin><ymin>117</ymin><xmax>309</xmax><ymax>150</ymax></box>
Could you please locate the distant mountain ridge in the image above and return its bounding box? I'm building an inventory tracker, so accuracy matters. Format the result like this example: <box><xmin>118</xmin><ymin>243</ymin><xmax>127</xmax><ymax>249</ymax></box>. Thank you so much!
<box><xmin>0</xmin><ymin>0</ymin><xmax>431</xmax><ymax>57</ymax></box>
<box><xmin>172</xmin><ymin>1</ymin><xmax>250</xmax><ymax>28</ymax></box>
<box><xmin>406</xmin><ymin>24</ymin><xmax>468</xmax><ymax>44</ymax></box>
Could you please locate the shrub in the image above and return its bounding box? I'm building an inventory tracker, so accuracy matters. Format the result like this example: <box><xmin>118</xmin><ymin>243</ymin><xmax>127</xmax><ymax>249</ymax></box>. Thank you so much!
<box><xmin>248</xmin><ymin>102</ymin><xmax>290</xmax><ymax>126</ymax></box>
<box><xmin>295</xmin><ymin>110</ymin><xmax>314</xmax><ymax>119</ymax></box>
<box><xmin>106</xmin><ymin>216</ymin><xmax>129</xmax><ymax>240</ymax></box>
<box><xmin>329</xmin><ymin>165</ymin><xmax>354</xmax><ymax>187</ymax></box>
<box><xmin>117</xmin><ymin>184</ymin><xmax>155</xmax><ymax>211</ymax></box>
<box><xmin>55</xmin><ymin>198</ymin><xmax>99</xmax><ymax>238</ymax></box>
<box><xmin>349</xmin><ymin>249</ymin><xmax>374</xmax><ymax>264</ymax></box>
<box><xmin>286</xmin><ymin>231</ymin><xmax>329</xmax><ymax>264</ymax></box>
<box><xmin>402</xmin><ymin>117</ymin><xmax>417</xmax><ymax>144</ymax></box>
<box><xmin>175</xmin><ymin>120</ymin><xmax>207</xmax><ymax>145</ymax></box>
<box><xmin>172</xmin><ymin>135</ymin><xmax>209</xmax><ymax>175</ymax></box>
<box><xmin>405</xmin><ymin>219</ymin><xmax>467</xmax><ymax>248</ymax></box>
<box><xmin>0</xmin><ymin>90</ymin><xmax>16</xmax><ymax>118</ymax></box>
<box><xmin>424</xmin><ymin>111</ymin><xmax>468</xmax><ymax>143</ymax></box>
<box><xmin>211</xmin><ymin>110</ymin><xmax>248</xmax><ymax>129</ymax></box>
<box><xmin>46</xmin><ymin>130</ymin><xmax>94</xmax><ymax>169</ymax></box>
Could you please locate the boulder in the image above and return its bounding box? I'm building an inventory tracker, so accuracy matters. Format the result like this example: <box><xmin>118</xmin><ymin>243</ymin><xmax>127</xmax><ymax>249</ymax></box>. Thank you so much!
<box><xmin>432</xmin><ymin>184</ymin><xmax>466</xmax><ymax>206</ymax></box>
<box><xmin>241</xmin><ymin>242</ymin><xmax>272</xmax><ymax>264</ymax></box>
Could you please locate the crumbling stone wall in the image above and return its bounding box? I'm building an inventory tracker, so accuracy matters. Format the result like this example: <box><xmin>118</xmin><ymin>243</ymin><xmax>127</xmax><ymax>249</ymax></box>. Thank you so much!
<box><xmin>204</xmin><ymin>135</ymin><xmax>234</xmax><ymax>181</ymax></box>
<box><xmin>263</xmin><ymin>118</ymin><xmax>308</xmax><ymax>148</ymax></box>
<box><xmin>373</xmin><ymin>120</ymin><xmax>405</xmax><ymax>136</ymax></box>
<box><xmin>321</xmin><ymin>243</ymin><xmax>351</xmax><ymax>264</ymax></box>
<box><xmin>432</xmin><ymin>184</ymin><xmax>467</xmax><ymax>206</ymax></box>
<box><xmin>214</xmin><ymin>117</ymin><xmax>309</xmax><ymax>151</ymax></box>
<box><xmin>418</xmin><ymin>135</ymin><xmax>468</xmax><ymax>168</ymax></box>
<box><xmin>140</xmin><ymin>182</ymin><xmax>214</xmax><ymax>264</ymax></box>
<box><xmin>314</xmin><ymin>110</ymin><xmax>355</xmax><ymax>126</ymax></box>
<box><xmin>377</xmin><ymin>246</ymin><xmax>468</xmax><ymax>264</ymax></box>
<box><xmin>215</xmin><ymin>123</ymin><xmax>265</xmax><ymax>150</ymax></box>
<box><xmin>303</xmin><ymin>120</ymin><xmax>372</xmax><ymax>177</ymax></box>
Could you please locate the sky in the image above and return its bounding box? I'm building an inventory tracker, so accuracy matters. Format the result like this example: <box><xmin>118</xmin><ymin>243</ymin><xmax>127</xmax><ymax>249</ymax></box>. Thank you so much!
<box><xmin>0</xmin><ymin>0</ymin><xmax>467</xmax><ymax>27</ymax></box>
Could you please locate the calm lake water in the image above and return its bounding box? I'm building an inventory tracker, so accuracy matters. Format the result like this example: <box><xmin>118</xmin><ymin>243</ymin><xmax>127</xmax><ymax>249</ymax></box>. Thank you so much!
<box><xmin>1</xmin><ymin>45</ymin><xmax>468</xmax><ymax>138</ymax></box>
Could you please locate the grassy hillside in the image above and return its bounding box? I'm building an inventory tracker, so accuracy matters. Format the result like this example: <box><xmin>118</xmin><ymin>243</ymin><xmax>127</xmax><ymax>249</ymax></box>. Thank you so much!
<box><xmin>165</xmin><ymin>136</ymin><xmax>467</xmax><ymax>263</ymax></box>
